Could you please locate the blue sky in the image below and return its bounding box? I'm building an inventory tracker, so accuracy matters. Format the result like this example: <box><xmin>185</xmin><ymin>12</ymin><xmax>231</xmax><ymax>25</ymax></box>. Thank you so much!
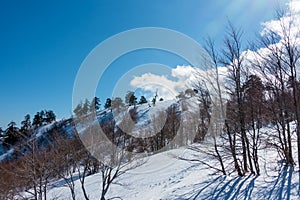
<box><xmin>0</xmin><ymin>0</ymin><xmax>287</xmax><ymax>128</ymax></box>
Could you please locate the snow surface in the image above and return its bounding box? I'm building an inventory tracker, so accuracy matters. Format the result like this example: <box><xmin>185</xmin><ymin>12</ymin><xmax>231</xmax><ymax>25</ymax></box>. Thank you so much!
<box><xmin>35</xmin><ymin>122</ymin><xmax>56</xmax><ymax>138</ymax></box>
<box><xmin>11</xmin><ymin>96</ymin><xmax>298</xmax><ymax>200</ymax></box>
<box><xmin>44</xmin><ymin>104</ymin><xmax>300</xmax><ymax>200</ymax></box>
<box><xmin>45</xmin><ymin>145</ymin><xmax>300</xmax><ymax>200</ymax></box>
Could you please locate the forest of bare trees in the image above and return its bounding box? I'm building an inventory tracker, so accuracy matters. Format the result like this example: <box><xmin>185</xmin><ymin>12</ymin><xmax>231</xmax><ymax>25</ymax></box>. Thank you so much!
<box><xmin>187</xmin><ymin>10</ymin><xmax>300</xmax><ymax>177</ymax></box>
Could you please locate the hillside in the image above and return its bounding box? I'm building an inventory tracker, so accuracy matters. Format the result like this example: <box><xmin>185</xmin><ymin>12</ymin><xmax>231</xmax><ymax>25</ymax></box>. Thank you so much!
<box><xmin>3</xmin><ymin>97</ymin><xmax>298</xmax><ymax>200</ymax></box>
<box><xmin>45</xmin><ymin>127</ymin><xmax>300</xmax><ymax>200</ymax></box>
<box><xmin>0</xmin><ymin>99</ymin><xmax>181</xmax><ymax>162</ymax></box>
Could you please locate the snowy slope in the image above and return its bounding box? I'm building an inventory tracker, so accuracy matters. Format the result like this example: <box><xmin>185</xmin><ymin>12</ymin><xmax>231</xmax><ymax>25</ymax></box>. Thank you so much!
<box><xmin>45</xmin><ymin>144</ymin><xmax>300</xmax><ymax>200</ymax></box>
<box><xmin>5</xmin><ymin>97</ymin><xmax>300</xmax><ymax>200</ymax></box>
<box><xmin>43</xmin><ymin>99</ymin><xmax>300</xmax><ymax>200</ymax></box>
<box><xmin>0</xmin><ymin>99</ymin><xmax>180</xmax><ymax>162</ymax></box>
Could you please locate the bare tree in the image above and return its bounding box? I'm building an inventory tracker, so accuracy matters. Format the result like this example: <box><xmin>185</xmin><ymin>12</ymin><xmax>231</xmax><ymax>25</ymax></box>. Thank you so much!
<box><xmin>220</xmin><ymin>23</ymin><xmax>255</xmax><ymax>175</ymax></box>
<box><xmin>0</xmin><ymin>134</ymin><xmax>56</xmax><ymax>200</ymax></box>
<box><xmin>91</xmin><ymin>121</ymin><xmax>144</xmax><ymax>200</ymax></box>
<box><xmin>274</xmin><ymin>10</ymin><xmax>300</xmax><ymax>166</ymax></box>
<box><xmin>190</xmin><ymin>37</ymin><xmax>228</xmax><ymax>175</ymax></box>
<box><xmin>251</xmin><ymin>11</ymin><xmax>299</xmax><ymax>166</ymax></box>
<box><xmin>52</xmin><ymin>138</ymin><xmax>78</xmax><ymax>200</ymax></box>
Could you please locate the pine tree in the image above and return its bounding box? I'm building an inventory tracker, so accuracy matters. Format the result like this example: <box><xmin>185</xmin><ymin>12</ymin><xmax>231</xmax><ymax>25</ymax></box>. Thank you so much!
<box><xmin>32</xmin><ymin>112</ymin><xmax>43</xmax><ymax>127</ymax></box>
<box><xmin>138</xmin><ymin>96</ymin><xmax>147</xmax><ymax>104</ymax></box>
<box><xmin>104</xmin><ymin>98</ymin><xmax>112</xmax><ymax>109</ymax></box>
<box><xmin>45</xmin><ymin>110</ymin><xmax>56</xmax><ymax>123</ymax></box>
<box><xmin>111</xmin><ymin>97</ymin><xmax>124</xmax><ymax>113</ymax></box>
<box><xmin>125</xmin><ymin>91</ymin><xmax>137</xmax><ymax>106</ymax></box>
<box><xmin>90</xmin><ymin>97</ymin><xmax>101</xmax><ymax>111</ymax></box>
<box><xmin>21</xmin><ymin>114</ymin><xmax>31</xmax><ymax>131</ymax></box>
<box><xmin>4</xmin><ymin>121</ymin><xmax>19</xmax><ymax>146</ymax></box>
<box><xmin>40</xmin><ymin>110</ymin><xmax>45</xmax><ymax>122</ymax></box>
<box><xmin>7</xmin><ymin>121</ymin><xmax>17</xmax><ymax>133</ymax></box>
<box><xmin>82</xmin><ymin>99</ymin><xmax>90</xmax><ymax>115</ymax></box>
<box><xmin>74</xmin><ymin>102</ymin><xmax>83</xmax><ymax>117</ymax></box>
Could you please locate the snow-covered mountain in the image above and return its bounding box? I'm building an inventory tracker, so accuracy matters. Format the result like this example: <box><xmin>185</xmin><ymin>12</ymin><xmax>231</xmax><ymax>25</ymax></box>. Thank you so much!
<box><xmin>2</xmin><ymin>96</ymin><xmax>298</xmax><ymax>200</ymax></box>
<box><xmin>0</xmin><ymin>98</ymin><xmax>188</xmax><ymax>162</ymax></box>
<box><xmin>46</xmin><ymin>123</ymin><xmax>300</xmax><ymax>200</ymax></box>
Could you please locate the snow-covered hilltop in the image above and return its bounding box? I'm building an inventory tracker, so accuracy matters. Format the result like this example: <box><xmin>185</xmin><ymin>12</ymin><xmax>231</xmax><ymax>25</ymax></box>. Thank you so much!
<box><xmin>1</xmin><ymin>96</ymin><xmax>299</xmax><ymax>200</ymax></box>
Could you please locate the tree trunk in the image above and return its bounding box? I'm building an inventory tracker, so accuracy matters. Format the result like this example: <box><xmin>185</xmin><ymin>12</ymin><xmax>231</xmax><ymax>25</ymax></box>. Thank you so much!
<box><xmin>226</xmin><ymin>121</ymin><xmax>243</xmax><ymax>176</ymax></box>
<box><xmin>213</xmin><ymin>137</ymin><xmax>226</xmax><ymax>175</ymax></box>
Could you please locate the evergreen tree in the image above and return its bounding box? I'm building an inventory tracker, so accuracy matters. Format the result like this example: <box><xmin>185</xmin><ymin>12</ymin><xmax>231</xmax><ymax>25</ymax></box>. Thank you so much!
<box><xmin>32</xmin><ymin>112</ymin><xmax>43</xmax><ymax>127</ymax></box>
<box><xmin>82</xmin><ymin>99</ymin><xmax>90</xmax><ymax>115</ymax></box>
<box><xmin>4</xmin><ymin>121</ymin><xmax>19</xmax><ymax>146</ymax></box>
<box><xmin>21</xmin><ymin>114</ymin><xmax>31</xmax><ymax>131</ymax></box>
<box><xmin>104</xmin><ymin>98</ymin><xmax>112</xmax><ymax>109</ymax></box>
<box><xmin>45</xmin><ymin>110</ymin><xmax>56</xmax><ymax>123</ymax></box>
<box><xmin>40</xmin><ymin>110</ymin><xmax>45</xmax><ymax>121</ymax></box>
<box><xmin>31</xmin><ymin>110</ymin><xmax>56</xmax><ymax>128</ymax></box>
<box><xmin>111</xmin><ymin>97</ymin><xmax>125</xmax><ymax>113</ymax></box>
<box><xmin>74</xmin><ymin>102</ymin><xmax>83</xmax><ymax>117</ymax></box>
<box><xmin>73</xmin><ymin>99</ymin><xmax>90</xmax><ymax>117</ymax></box>
<box><xmin>7</xmin><ymin>121</ymin><xmax>17</xmax><ymax>133</ymax></box>
<box><xmin>90</xmin><ymin>97</ymin><xmax>101</xmax><ymax>111</ymax></box>
<box><xmin>125</xmin><ymin>91</ymin><xmax>137</xmax><ymax>106</ymax></box>
<box><xmin>138</xmin><ymin>96</ymin><xmax>148</xmax><ymax>104</ymax></box>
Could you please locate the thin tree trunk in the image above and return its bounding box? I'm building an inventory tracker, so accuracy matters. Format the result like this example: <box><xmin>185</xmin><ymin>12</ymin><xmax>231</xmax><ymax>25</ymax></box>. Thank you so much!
<box><xmin>213</xmin><ymin>136</ymin><xmax>226</xmax><ymax>175</ymax></box>
<box><xmin>246</xmin><ymin>135</ymin><xmax>254</xmax><ymax>174</ymax></box>
<box><xmin>225</xmin><ymin>121</ymin><xmax>243</xmax><ymax>176</ymax></box>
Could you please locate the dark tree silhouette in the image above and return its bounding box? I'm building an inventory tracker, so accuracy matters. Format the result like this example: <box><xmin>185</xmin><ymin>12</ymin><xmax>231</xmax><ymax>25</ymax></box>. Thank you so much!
<box><xmin>138</xmin><ymin>96</ymin><xmax>148</xmax><ymax>104</ymax></box>
<box><xmin>125</xmin><ymin>91</ymin><xmax>137</xmax><ymax>106</ymax></box>
<box><xmin>104</xmin><ymin>98</ymin><xmax>112</xmax><ymax>109</ymax></box>
<box><xmin>21</xmin><ymin>114</ymin><xmax>31</xmax><ymax>132</ymax></box>
<box><xmin>90</xmin><ymin>96</ymin><xmax>101</xmax><ymax>111</ymax></box>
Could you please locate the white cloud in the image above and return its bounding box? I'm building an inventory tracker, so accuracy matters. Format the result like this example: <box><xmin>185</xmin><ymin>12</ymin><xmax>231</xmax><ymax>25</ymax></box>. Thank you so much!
<box><xmin>130</xmin><ymin>65</ymin><xmax>228</xmax><ymax>100</ymax></box>
<box><xmin>130</xmin><ymin>67</ymin><xmax>192</xmax><ymax>100</ymax></box>
<box><xmin>261</xmin><ymin>0</ymin><xmax>300</xmax><ymax>39</ymax></box>
<box><xmin>243</xmin><ymin>0</ymin><xmax>300</xmax><ymax>85</ymax></box>
<box><xmin>171</xmin><ymin>65</ymin><xmax>195</xmax><ymax>79</ymax></box>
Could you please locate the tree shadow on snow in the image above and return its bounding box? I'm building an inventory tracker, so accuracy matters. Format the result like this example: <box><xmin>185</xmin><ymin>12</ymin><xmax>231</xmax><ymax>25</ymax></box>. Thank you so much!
<box><xmin>172</xmin><ymin>175</ymin><xmax>255</xmax><ymax>200</ymax></box>
<box><xmin>171</xmin><ymin>166</ymin><xmax>299</xmax><ymax>200</ymax></box>
<box><xmin>193</xmin><ymin>175</ymin><xmax>256</xmax><ymax>200</ymax></box>
<box><xmin>257</xmin><ymin>166</ymin><xmax>297</xmax><ymax>200</ymax></box>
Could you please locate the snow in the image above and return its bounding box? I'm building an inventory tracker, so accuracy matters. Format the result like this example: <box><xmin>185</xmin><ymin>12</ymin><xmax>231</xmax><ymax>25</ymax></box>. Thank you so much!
<box><xmin>0</xmin><ymin>96</ymin><xmax>298</xmax><ymax>200</ymax></box>
<box><xmin>2</xmin><ymin>96</ymin><xmax>296</xmax><ymax>199</ymax></box>
<box><xmin>44</xmin><ymin>143</ymin><xmax>300</xmax><ymax>200</ymax></box>
<box><xmin>10</xmin><ymin>96</ymin><xmax>297</xmax><ymax>200</ymax></box>
<box><xmin>34</xmin><ymin>122</ymin><xmax>56</xmax><ymax>138</ymax></box>
<box><xmin>133</xmin><ymin>100</ymin><xmax>177</xmax><ymax>133</ymax></box>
